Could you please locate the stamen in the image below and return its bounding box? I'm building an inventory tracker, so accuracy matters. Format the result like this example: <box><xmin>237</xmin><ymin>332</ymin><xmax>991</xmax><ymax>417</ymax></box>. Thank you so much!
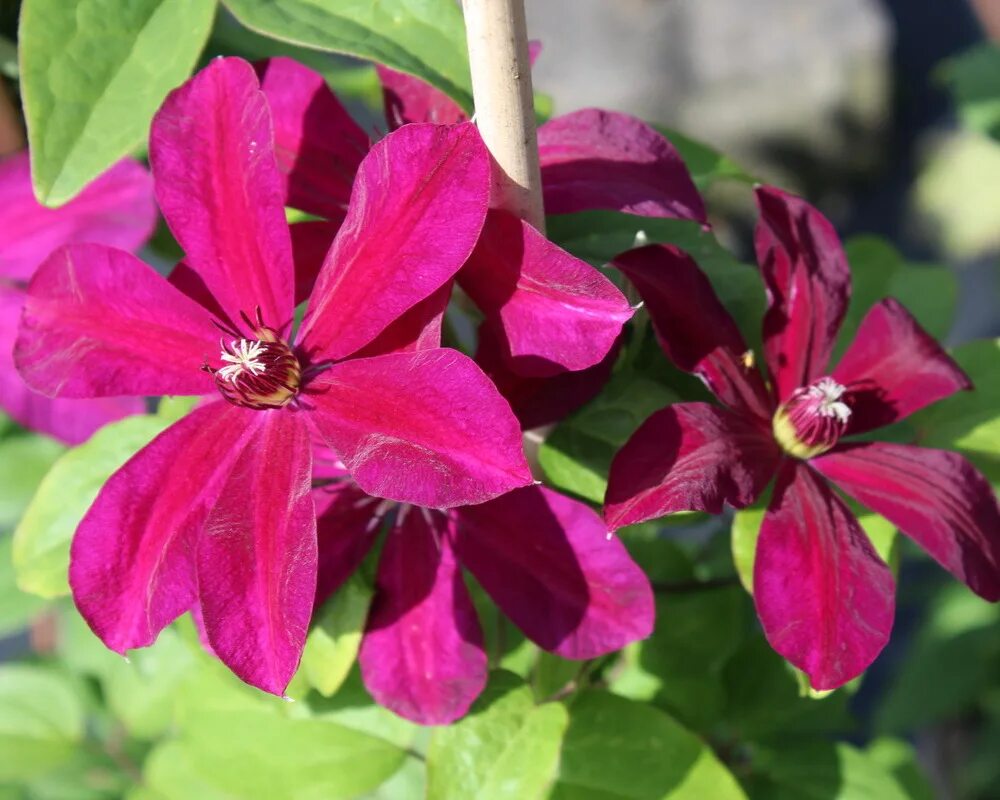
<box><xmin>773</xmin><ymin>377</ymin><xmax>852</xmax><ymax>459</ymax></box>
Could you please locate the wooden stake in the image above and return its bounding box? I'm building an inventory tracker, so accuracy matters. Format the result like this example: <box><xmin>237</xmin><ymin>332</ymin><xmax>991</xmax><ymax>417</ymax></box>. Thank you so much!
<box><xmin>462</xmin><ymin>0</ymin><xmax>545</xmax><ymax>232</ymax></box>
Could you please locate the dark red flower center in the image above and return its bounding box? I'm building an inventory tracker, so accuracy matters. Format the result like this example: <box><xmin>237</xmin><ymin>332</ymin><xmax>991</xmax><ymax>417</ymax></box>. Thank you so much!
<box><xmin>204</xmin><ymin>311</ymin><xmax>301</xmax><ymax>410</ymax></box>
<box><xmin>772</xmin><ymin>376</ymin><xmax>852</xmax><ymax>459</ymax></box>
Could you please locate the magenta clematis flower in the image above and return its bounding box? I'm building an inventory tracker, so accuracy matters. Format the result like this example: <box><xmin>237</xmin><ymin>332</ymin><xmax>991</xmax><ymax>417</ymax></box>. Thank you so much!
<box><xmin>603</xmin><ymin>185</ymin><xmax>1000</xmax><ymax>690</ymax></box>
<box><xmin>310</xmin><ymin>444</ymin><xmax>653</xmax><ymax>725</ymax></box>
<box><xmin>14</xmin><ymin>57</ymin><xmax>533</xmax><ymax>695</ymax></box>
<box><xmin>253</xmin><ymin>57</ymin><xmax>707</xmax><ymax>415</ymax></box>
<box><xmin>0</xmin><ymin>152</ymin><xmax>154</xmax><ymax>442</ymax></box>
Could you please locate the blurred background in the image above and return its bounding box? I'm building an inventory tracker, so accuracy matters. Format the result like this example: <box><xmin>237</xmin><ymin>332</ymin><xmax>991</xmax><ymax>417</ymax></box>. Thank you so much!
<box><xmin>2</xmin><ymin>1</ymin><xmax>1000</xmax><ymax>798</ymax></box>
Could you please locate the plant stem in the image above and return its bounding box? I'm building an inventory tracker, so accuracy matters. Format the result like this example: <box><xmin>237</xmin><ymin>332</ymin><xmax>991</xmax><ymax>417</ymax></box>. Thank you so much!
<box><xmin>462</xmin><ymin>0</ymin><xmax>545</xmax><ymax>232</ymax></box>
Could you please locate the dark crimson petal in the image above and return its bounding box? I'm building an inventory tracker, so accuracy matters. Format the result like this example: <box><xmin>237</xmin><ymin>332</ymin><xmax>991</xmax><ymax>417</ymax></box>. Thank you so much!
<box><xmin>359</xmin><ymin>507</ymin><xmax>486</xmax><ymax>725</ymax></box>
<box><xmin>604</xmin><ymin>402</ymin><xmax>780</xmax><ymax>532</ymax></box>
<box><xmin>306</xmin><ymin>349</ymin><xmax>532</xmax><ymax>508</ymax></box>
<box><xmin>376</xmin><ymin>64</ymin><xmax>467</xmax><ymax>131</ymax></box>
<box><xmin>257</xmin><ymin>57</ymin><xmax>370</xmax><ymax>220</ymax></box>
<box><xmin>614</xmin><ymin>244</ymin><xmax>773</xmax><ymax>420</ymax></box>
<box><xmin>833</xmin><ymin>299</ymin><xmax>971</xmax><ymax>435</ymax></box>
<box><xmin>313</xmin><ymin>481</ymin><xmax>380</xmax><ymax>606</ymax></box>
<box><xmin>459</xmin><ymin>209</ymin><xmax>632</xmax><ymax>377</ymax></box>
<box><xmin>198</xmin><ymin>410</ymin><xmax>316</xmax><ymax>695</ymax></box>
<box><xmin>70</xmin><ymin>402</ymin><xmax>262</xmax><ymax>654</ymax></box>
<box><xmin>0</xmin><ymin>284</ymin><xmax>143</xmax><ymax>444</ymax></box>
<box><xmin>353</xmin><ymin>282</ymin><xmax>450</xmax><ymax>358</ymax></box>
<box><xmin>474</xmin><ymin>322</ymin><xmax>619</xmax><ymax>430</ymax></box>
<box><xmin>16</xmin><ymin>245</ymin><xmax>218</xmax><ymax>398</ymax></box>
<box><xmin>150</xmin><ymin>57</ymin><xmax>295</xmax><ymax>333</ymax></box>
<box><xmin>298</xmin><ymin>123</ymin><xmax>489</xmax><ymax>361</ymax></box>
<box><xmin>0</xmin><ymin>153</ymin><xmax>155</xmax><ymax>283</ymax></box>
<box><xmin>754</xmin><ymin>461</ymin><xmax>894</xmax><ymax>691</ymax></box>
<box><xmin>813</xmin><ymin>442</ymin><xmax>1000</xmax><ymax>601</ymax></box>
<box><xmin>537</xmin><ymin>109</ymin><xmax>706</xmax><ymax>222</ymax></box>
<box><xmin>754</xmin><ymin>185</ymin><xmax>851</xmax><ymax>402</ymax></box>
<box><xmin>454</xmin><ymin>485</ymin><xmax>654</xmax><ymax>658</ymax></box>
<box><xmin>289</xmin><ymin>221</ymin><xmax>341</xmax><ymax>307</ymax></box>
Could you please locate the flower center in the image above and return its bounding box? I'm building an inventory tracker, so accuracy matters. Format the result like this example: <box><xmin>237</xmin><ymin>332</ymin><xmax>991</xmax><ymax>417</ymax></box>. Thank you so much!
<box><xmin>772</xmin><ymin>377</ymin><xmax>852</xmax><ymax>459</ymax></box>
<box><xmin>205</xmin><ymin>312</ymin><xmax>301</xmax><ymax>409</ymax></box>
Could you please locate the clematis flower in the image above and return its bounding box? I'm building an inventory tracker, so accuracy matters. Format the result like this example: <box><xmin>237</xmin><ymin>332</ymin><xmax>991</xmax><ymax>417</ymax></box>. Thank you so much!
<box><xmin>254</xmin><ymin>56</ymin><xmax>707</xmax><ymax>409</ymax></box>
<box><xmin>604</xmin><ymin>185</ymin><xmax>1000</xmax><ymax>690</ymax></box>
<box><xmin>14</xmin><ymin>57</ymin><xmax>533</xmax><ymax>695</ymax></box>
<box><xmin>0</xmin><ymin>152</ymin><xmax>154</xmax><ymax>442</ymax></box>
<box><xmin>310</xmin><ymin>448</ymin><xmax>653</xmax><ymax>726</ymax></box>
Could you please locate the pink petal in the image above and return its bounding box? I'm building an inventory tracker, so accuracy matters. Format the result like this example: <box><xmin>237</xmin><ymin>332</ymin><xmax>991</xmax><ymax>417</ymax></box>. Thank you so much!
<box><xmin>754</xmin><ymin>462</ymin><xmax>894</xmax><ymax>690</ymax></box>
<box><xmin>537</xmin><ymin>109</ymin><xmax>706</xmax><ymax>221</ymax></box>
<box><xmin>359</xmin><ymin>507</ymin><xmax>486</xmax><ymax>725</ymax></box>
<box><xmin>0</xmin><ymin>285</ymin><xmax>142</xmax><ymax>443</ymax></box>
<box><xmin>313</xmin><ymin>481</ymin><xmax>380</xmax><ymax>605</ymax></box>
<box><xmin>150</xmin><ymin>57</ymin><xmax>295</xmax><ymax>333</ymax></box>
<box><xmin>813</xmin><ymin>442</ymin><xmax>1000</xmax><ymax>601</ymax></box>
<box><xmin>377</xmin><ymin>65</ymin><xmax>467</xmax><ymax>131</ymax></box>
<box><xmin>306</xmin><ymin>349</ymin><xmax>532</xmax><ymax>507</ymax></box>
<box><xmin>70</xmin><ymin>402</ymin><xmax>262</xmax><ymax>654</ymax></box>
<box><xmin>459</xmin><ymin>210</ymin><xmax>632</xmax><ymax>377</ymax></box>
<box><xmin>290</xmin><ymin>221</ymin><xmax>340</xmax><ymax>306</ymax></box>
<box><xmin>16</xmin><ymin>244</ymin><xmax>218</xmax><ymax>398</ymax></box>
<box><xmin>198</xmin><ymin>409</ymin><xmax>316</xmax><ymax>695</ymax></box>
<box><xmin>455</xmin><ymin>485</ymin><xmax>654</xmax><ymax>657</ymax></box>
<box><xmin>298</xmin><ymin>123</ymin><xmax>489</xmax><ymax>362</ymax></box>
<box><xmin>614</xmin><ymin>245</ymin><xmax>773</xmax><ymax>421</ymax></box>
<box><xmin>474</xmin><ymin>322</ymin><xmax>619</xmax><ymax>430</ymax></box>
<box><xmin>353</xmin><ymin>282</ymin><xmax>450</xmax><ymax>358</ymax></box>
<box><xmin>0</xmin><ymin>153</ymin><xmax>155</xmax><ymax>282</ymax></box>
<box><xmin>754</xmin><ymin>186</ymin><xmax>851</xmax><ymax>402</ymax></box>
<box><xmin>167</xmin><ymin>260</ymin><xmax>232</xmax><ymax>326</ymax></box>
<box><xmin>833</xmin><ymin>299</ymin><xmax>971</xmax><ymax>435</ymax></box>
<box><xmin>604</xmin><ymin>402</ymin><xmax>780</xmax><ymax>532</ymax></box>
<box><xmin>256</xmin><ymin>57</ymin><xmax>370</xmax><ymax>220</ymax></box>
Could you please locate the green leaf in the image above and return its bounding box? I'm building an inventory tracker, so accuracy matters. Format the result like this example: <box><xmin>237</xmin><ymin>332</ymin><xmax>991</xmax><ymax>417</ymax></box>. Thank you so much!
<box><xmin>300</xmin><ymin>575</ymin><xmax>373</xmax><ymax>697</ymax></box>
<box><xmin>0</xmin><ymin>536</ymin><xmax>46</xmax><ymax>638</ymax></box>
<box><xmin>222</xmin><ymin>0</ymin><xmax>473</xmax><ymax>110</ymax></box>
<box><xmin>19</xmin><ymin>0</ymin><xmax>216</xmax><ymax>205</ymax></box>
<box><xmin>875</xmin><ymin>584</ymin><xmax>1000</xmax><ymax>733</ymax></box>
<box><xmin>609</xmin><ymin>586</ymin><xmax>744</xmax><ymax>732</ymax></box>
<box><xmin>539</xmin><ymin>373</ymin><xmax>678</xmax><ymax>503</ymax></box>
<box><xmin>547</xmin><ymin>212</ymin><xmax>765</xmax><ymax>347</ymax></box>
<box><xmin>551</xmin><ymin>691</ymin><xmax>746</xmax><ymax>799</ymax></box>
<box><xmin>910</xmin><ymin>339</ymin><xmax>1000</xmax><ymax>486</ymax></box>
<box><xmin>427</xmin><ymin>671</ymin><xmax>568</xmax><ymax>800</ymax></box>
<box><xmin>139</xmin><ymin>741</ymin><xmax>234</xmax><ymax>800</ymax></box>
<box><xmin>181</xmin><ymin>709</ymin><xmax>406</xmax><ymax>799</ymax></box>
<box><xmin>155</xmin><ymin>396</ymin><xmax>200</xmax><ymax>423</ymax></box>
<box><xmin>658</xmin><ymin>127</ymin><xmax>756</xmax><ymax>190</ymax></box>
<box><xmin>722</xmin><ymin>636</ymin><xmax>853</xmax><ymax>741</ymax></box>
<box><xmin>940</xmin><ymin>43</ymin><xmax>1000</xmax><ymax>140</ymax></box>
<box><xmin>747</xmin><ymin>742</ymin><xmax>911</xmax><ymax>800</ymax></box>
<box><xmin>836</xmin><ymin>236</ymin><xmax>956</xmax><ymax>361</ymax></box>
<box><xmin>0</xmin><ymin>435</ymin><xmax>65</xmax><ymax>530</ymax></box>
<box><xmin>865</xmin><ymin>739</ymin><xmax>936</xmax><ymax>800</ymax></box>
<box><xmin>13</xmin><ymin>415</ymin><xmax>171</xmax><ymax>598</ymax></box>
<box><xmin>0</xmin><ymin>665</ymin><xmax>85</xmax><ymax>781</ymax></box>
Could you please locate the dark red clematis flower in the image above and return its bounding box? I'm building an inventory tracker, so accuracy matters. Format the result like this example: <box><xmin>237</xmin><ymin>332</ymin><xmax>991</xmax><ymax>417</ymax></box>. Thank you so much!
<box><xmin>14</xmin><ymin>57</ymin><xmax>533</xmax><ymax>696</ymax></box>
<box><xmin>307</xmin><ymin>447</ymin><xmax>653</xmax><ymax>725</ymax></box>
<box><xmin>603</xmin><ymin>185</ymin><xmax>1000</xmax><ymax>690</ymax></box>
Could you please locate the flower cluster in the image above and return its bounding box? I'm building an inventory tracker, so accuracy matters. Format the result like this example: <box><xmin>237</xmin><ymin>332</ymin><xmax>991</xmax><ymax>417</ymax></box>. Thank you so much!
<box><xmin>11</xmin><ymin>48</ymin><xmax>1000</xmax><ymax>724</ymax></box>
